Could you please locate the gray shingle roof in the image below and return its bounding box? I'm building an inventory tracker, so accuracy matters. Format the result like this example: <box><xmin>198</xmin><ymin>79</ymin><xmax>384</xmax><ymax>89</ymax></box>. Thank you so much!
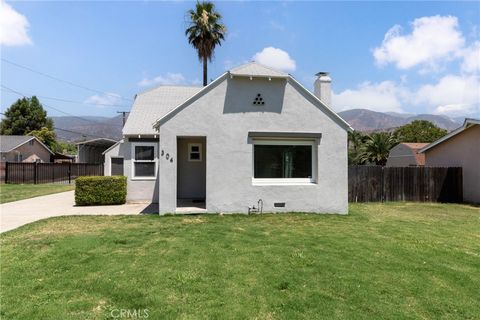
<box><xmin>123</xmin><ymin>85</ymin><xmax>202</xmax><ymax>136</ymax></box>
<box><xmin>0</xmin><ymin>135</ymin><xmax>35</xmax><ymax>152</ymax></box>
<box><xmin>229</xmin><ymin>62</ymin><xmax>288</xmax><ymax>78</ymax></box>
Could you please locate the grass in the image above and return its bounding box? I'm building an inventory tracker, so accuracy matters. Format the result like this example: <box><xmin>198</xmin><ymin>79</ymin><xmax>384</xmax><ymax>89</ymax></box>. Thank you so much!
<box><xmin>1</xmin><ymin>203</ymin><xmax>479</xmax><ymax>319</ymax></box>
<box><xmin>0</xmin><ymin>183</ymin><xmax>74</xmax><ymax>204</ymax></box>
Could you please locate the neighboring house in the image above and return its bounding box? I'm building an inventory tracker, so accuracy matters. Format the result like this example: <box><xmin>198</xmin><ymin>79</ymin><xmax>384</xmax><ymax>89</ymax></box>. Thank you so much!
<box><xmin>386</xmin><ymin>143</ymin><xmax>428</xmax><ymax>167</ymax></box>
<box><xmin>103</xmin><ymin>139</ymin><xmax>124</xmax><ymax>176</ymax></box>
<box><xmin>419</xmin><ymin>118</ymin><xmax>480</xmax><ymax>204</ymax></box>
<box><xmin>105</xmin><ymin>62</ymin><xmax>352</xmax><ymax>214</ymax></box>
<box><xmin>76</xmin><ymin>138</ymin><xmax>117</xmax><ymax>163</ymax></box>
<box><xmin>51</xmin><ymin>152</ymin><xmax>75</xmax><ymax>163</ymax></box>
<box><xmin>0</xmin><ymin>135</ymin><xmax>53</xmax><ymax>163</ymax></box>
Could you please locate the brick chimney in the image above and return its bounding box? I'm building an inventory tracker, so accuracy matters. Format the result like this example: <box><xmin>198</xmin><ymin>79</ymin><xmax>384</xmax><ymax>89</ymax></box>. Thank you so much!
<box><xmin>314</xmin><ymin>72</ymin><xmax>332</xmax><ymax>106</ymax></box>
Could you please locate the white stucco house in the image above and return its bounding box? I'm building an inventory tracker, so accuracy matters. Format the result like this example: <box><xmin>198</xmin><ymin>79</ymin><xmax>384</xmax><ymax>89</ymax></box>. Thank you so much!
<box><xmin>104</xmin><ymin>62</ymin><xmax>352</xmax><ymax>214</ymax></box>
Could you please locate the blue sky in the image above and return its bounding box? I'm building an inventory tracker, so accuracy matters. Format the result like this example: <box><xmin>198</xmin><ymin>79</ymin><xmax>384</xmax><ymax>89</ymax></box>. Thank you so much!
<box><xmin>1</xmin><ymin>1</ymin><xmax>479</xmax><ymax>119</ymax></box>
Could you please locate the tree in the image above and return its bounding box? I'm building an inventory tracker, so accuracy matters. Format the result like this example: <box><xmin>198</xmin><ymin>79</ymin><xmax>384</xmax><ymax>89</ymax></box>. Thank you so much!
<box><xmin>28</xmin><ymin>127</ymin><xmax>57</xmax><ymax>151</ymax></box>
<box><xmin>394</xmin><ymin>120</ymin><xmax>447</xmax><ymax>143</ymax></box>
<box><xmin>348</xmin><ymin>131</ymin><xmax>367</xmax><ymax>165</ymax></box>
<box><xmin>56</xmin><ymin>141</ymin><xmax>77</xmax><ymax>155</ymax></box>
<box><xmin>0</xmin><ymin>96</ymin><xmax>53</xmax><ymax>135</ymax></box>
<box><xmin>186</xmin><ymin>1</ymin><xmax>226</xmax><ymax>86</ymax></box>
<box><xmin>358</xmin><ymin>132</ymin><xmax>398</xmax><ymax>166</ymax></box>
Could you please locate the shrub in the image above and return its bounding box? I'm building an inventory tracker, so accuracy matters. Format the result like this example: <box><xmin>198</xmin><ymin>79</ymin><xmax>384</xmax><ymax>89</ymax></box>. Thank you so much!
<box><xmin>75</xmin><ymin>176</ymin><xmax>127</xmax><ymax>206</ymax></box>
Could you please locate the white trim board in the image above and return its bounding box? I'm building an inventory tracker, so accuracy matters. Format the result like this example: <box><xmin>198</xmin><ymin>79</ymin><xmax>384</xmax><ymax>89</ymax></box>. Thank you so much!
<box><xmin>251</xmin><ymin>139</ymin><xmax>317</xmax><ymax>185</ymax></box>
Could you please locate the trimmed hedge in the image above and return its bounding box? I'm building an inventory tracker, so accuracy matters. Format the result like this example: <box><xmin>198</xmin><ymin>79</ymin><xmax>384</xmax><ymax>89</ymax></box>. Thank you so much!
<box><xmin>75</xmin><ymin>176</ymin><xmax>127</xmax><ymax>206</ymax></box>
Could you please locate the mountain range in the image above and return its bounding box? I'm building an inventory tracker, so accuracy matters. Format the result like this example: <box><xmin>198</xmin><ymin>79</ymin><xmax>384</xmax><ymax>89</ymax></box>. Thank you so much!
<box><xmin>52</xmin><ymin>109</ymin><xmax>464</xmax><ymax>142</ymax></box>
<box><xmin>337</xmin><ymin>109</ymin><xmax>462</xmax><ymax>132</ymax></box>
<box><xmin>52</xmin><ymin>115</ymin><xmax>124</xmax><ymax>142</ymax></box>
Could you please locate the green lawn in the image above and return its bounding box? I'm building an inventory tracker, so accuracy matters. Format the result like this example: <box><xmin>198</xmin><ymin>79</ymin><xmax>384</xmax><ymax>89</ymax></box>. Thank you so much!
<box><xmin>1</xmin><ymin>203</ymin><xmax>479</xmax><ymax>319</ymax></box>
<box><xmin>0</xmin><ymin>183</ymin><xmax>74</xmax><ymax>204</ymax></box>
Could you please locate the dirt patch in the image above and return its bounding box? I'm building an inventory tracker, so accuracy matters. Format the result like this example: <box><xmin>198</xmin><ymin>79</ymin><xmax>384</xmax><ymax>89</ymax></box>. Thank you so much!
<box><xmin>4</xmin><ymin>217</ymin><xmax>121</xmax><ymax>243</ymax></box>
<box><xmin>181</xmin><ymin>217</ymin><xmax>205</xmax><ymax>224</ymax></box>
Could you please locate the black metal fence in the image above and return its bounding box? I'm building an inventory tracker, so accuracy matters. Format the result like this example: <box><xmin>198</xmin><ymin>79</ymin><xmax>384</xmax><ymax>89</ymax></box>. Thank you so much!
<box><xmin>3</xmin><ymin>162</ymin><xmax>104</xmax><ymax>184</ymax></box>
<box><xmin>349</xmin><ymin>166</ymin><xmax>463</xmax><ymax>203</ymax></box>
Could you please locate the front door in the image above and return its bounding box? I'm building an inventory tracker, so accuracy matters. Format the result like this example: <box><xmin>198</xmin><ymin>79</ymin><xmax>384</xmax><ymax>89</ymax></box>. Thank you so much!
<box><xmin>177</xmin><ymin>137</ymin><xmax>206</xmax><ymax>201</ymax></box>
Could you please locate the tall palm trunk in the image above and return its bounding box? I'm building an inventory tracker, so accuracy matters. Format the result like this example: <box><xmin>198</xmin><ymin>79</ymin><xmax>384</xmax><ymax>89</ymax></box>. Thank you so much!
<box><xmin>203</xmin><ymin>56</ymin><xmax>208</xmax><ymax>86</ymax></box>
<box><xmin>185</xmin><ymin>2</ymin><xmax>226</xmax><ymax>87</ymax></box>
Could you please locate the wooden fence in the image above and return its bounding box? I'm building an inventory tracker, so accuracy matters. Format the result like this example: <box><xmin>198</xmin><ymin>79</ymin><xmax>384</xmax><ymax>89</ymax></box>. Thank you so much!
<box><xmin>349</xmin><ymin>166</ymin><xmax>462</xmax><ymax>203</ymax></box>
<box><xmin>2</xmin><ymin>162</ymin><xmax>463</xmax><ymax>202</ymax></box>
<box><xmin>3</xmin><ymin>162</ymin><xmax>104</xmax><ymax>184</ymax></box>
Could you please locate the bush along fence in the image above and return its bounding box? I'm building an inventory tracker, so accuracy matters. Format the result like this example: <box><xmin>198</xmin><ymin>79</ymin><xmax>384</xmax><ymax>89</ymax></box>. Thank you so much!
<box><xmin>349</xmin><ymin>166</ymin><xmax>463</xmax><ymax>203</ymax></box>
<box><xmin>3</xmin><ymin>162</ymin><xmax>104</xmax><ymax>184</ymax></box>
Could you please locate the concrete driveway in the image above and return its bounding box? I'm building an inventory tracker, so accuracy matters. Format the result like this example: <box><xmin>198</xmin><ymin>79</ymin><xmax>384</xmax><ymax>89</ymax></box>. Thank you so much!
<box><xmin>0</xmin><ymin>191</ymin><xmax>156</xmax><ymax>233</ymax></box>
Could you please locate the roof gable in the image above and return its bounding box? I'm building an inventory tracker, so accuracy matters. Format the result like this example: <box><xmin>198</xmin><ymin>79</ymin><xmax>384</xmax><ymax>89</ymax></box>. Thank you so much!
<box><xmin>229</xmin><ymin>62</ymin><xmax>288</xmax><ymax>78</ymax></box>
<box><xmin>0</xmin><ymin>135</ymin><xmax>33</xmax><ymax>152</ymax></box>
<box><xmin>153</xmin><ymin>73</ymin><xmax>228</xmax><ymax>128</ymax></box>
<box><xmin>419</xmin><ymin>118</ymin><xmax>480</xmax><ymax>153</ymax></box>
<box><xmin>153</xmin><ymin>63</ymin><xmax>352</xmax><ymax>132</ymax></box>
<box><xmin>287</xmin><ymin>76</ymin><xmax>353</xmax><ymax>131</ymax></box>
<box><xmin>102</xmin><ymin>139</ymin><xmax>123</xmax><ymax>155</ymax></box>
<box><xmin>0</xmin><ymin>135</ymin><xmax>54</xmax><ymax>154</ymax></box>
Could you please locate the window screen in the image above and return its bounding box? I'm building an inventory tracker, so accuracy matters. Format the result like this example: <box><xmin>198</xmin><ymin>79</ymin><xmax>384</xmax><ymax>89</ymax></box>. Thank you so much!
<box><xmin>134</xmin><ymin>162</ymin><xmax>155</xmax><ymax>177</ymax></box>
<box><xmin>135</xmin><ymin>146</ymin><xmax>154</xmax><ymax>160</ymax></box>
<box><xmin>132</xmin><ymin>144</ymin><xmax>156</xmax><ymax>178</ymax></box>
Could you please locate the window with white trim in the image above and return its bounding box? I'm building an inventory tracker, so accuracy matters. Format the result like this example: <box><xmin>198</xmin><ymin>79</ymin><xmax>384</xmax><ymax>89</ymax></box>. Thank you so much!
<box><xmin>188</xmin><ymin>143</ymin><xmax>202</xmax><ymax>162</ymax></box>
<box><xmin>253</xmin><ymin>139</ymin><xmax>316</xmax><ymax>184</ymax></box>
<box><xmin>131</xmin><ymin>143</ymin><xmax>157</xmax><ymax>179</ymax></box>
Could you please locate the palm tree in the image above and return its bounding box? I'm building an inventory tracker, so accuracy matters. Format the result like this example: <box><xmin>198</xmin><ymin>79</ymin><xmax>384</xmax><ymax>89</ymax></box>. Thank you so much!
<box><xmin>348</xmin><ymin>130</ymin><xmax>365</xmax><ymax>152</ymax></box>
<box><xmin>358</xmin><ymin>132</ymin><xmax>398</xmax><ymax>166</ymax></box>
<box><xmin>185</xmin><ymin>1</ymin><xmax>226</xmax><ymax>86</ymax></box>
<box><xmin>348</xmin><ymin>131</ymin><xmax>366</xmax><ymax>165</ymax></box>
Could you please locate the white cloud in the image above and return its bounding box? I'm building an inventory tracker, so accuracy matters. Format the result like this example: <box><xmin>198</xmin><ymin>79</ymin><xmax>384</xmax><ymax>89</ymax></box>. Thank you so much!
<box><xmin>415</xmin><ymin>74</ymin><xmax>480</xmax><ymax>116</ymax></box>
<box><xmin>84</xmin><ymin>93</ymin><xmax>122</xmax><ymax>108</ymax></box>
<box><xmin>225</xmin><ymin>30</ymin><xmax>238</xmax><ymax>40</ymax></box>
<box><xmin>373</xmin><ymin>15</ymin><xmax>464</xmax><ymax>71</ymax></box>
<box><xmin>461</xmin><ymin>41</ymin><xmax>480</xmax><ymax>74</ymax></box>
<box><xmin>0</xmin><ymin>0</ymin><xmax>32</xmax><ymax>46</ymax></box>
<box><xmin>333</xmin><ymin>15</ymin><xmax>478</xmax><ymax>117</ymax></box>
<box><xmin>333</xmin><ymin>74</ymin><xmax>479</xmax><ymax>117</ymax></box>
<box><xmin>269</xmin><ymin>21</ymin><xmax>285</xmax><ymax>31</ymax></box>
<box><xmin>223</xmin><ymin>59</ymin><xmax>235</xmax><ymax>70</ymax></box>
<box><xmin>138</xmin><ymin>73</ymin><xmax>186</xmax><ymax>87</ymax></box>
<box><xmin>253</xmin><ymin>47</ymin><xmax>296</xmax><ymax>72</ymax></box>
<box><xmin>191</xmin><ymin>78</ymin><xmax>202</xmax><ymax>86</ymax></box>
<box><xmin>333</xmin><ymin>81</ymin><xmax>407</xmax><ymax>113</ymax></box>
<box><xmin>433</xmin><ymin>104</ymin><xmax>477</xmax><ymax>117</ymax></box>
